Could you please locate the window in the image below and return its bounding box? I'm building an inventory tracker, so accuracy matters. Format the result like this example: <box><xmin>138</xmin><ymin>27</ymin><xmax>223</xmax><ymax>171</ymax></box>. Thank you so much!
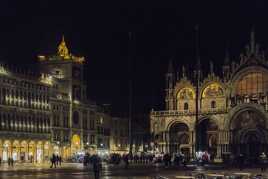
<box><xmin>90</xmin><ymin>135</ymin><xmax>95</xmax><ymax>144</ymax></box>
<box><xmin>73</xmin><ymin>111</ymin><xmax>79</xmax><ymax>125</ymax></box>
<box><xmin>236</xmin><ymin>72</ymin><xmax>268</xmax><ymax>95</ymax></box>
<box><xmin>211</xmin><ymin>101</ymin><xmax>216</xmax><ymax>108</ymax></box>
<box><xmin>90</xmin><ymin>119</ymin><xmax>95</xmax><ymax>130</ymax></box>
<box><xmin>184</xmin><ymin>102</ymin><xmax>189</xmax><ymax>110</ymax></box>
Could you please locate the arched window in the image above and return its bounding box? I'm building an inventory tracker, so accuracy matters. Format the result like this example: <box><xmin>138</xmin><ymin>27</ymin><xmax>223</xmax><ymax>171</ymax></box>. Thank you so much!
<box><xmin>73</xmin><ymin>111</ymin><xmax>79</xmax><ymax>125</ymax></box>
<box><xmin>184</xmin><ymin>102</ymin><xmax>189</xmax><ymax>110</ymax></box>
<box><xmin>211</xmin><ymin>101</ymin><xmax>216</xmax><ymax>108</ymax></box>
<box><xmin>236</xmin><ymin>72</ymin><xmax>268</xmax><ymax>95</ymax></box>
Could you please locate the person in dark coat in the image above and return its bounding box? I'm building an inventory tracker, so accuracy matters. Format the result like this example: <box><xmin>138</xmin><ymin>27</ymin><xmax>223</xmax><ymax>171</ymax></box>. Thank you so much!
<box><xmin>92</xmin><ymin>155</ymin><xmax>101</xmax><ymax>179</ymax></box>
<box><xmin>260</xmin><ymin>152</ymin><xmax>267</xmax><ymax>172</ymax></box>
<box><xmin>123</xmin><ymin>154</ymin><xmax>129</xmax><ymax>169</ymax></box>
<box><xmin>238</xmin><ymin>153</ymin><xmax>244</xmax><ymax>171</ymax></box>
<box><xmin>50</xmin><ymin>154</ymin><xmax>57</xmax><ymax>168</ymax></box>
<box><xmin>59</xmin><ymin>156</ymin><xmax>62</xmax><ymax>166</ymax></box>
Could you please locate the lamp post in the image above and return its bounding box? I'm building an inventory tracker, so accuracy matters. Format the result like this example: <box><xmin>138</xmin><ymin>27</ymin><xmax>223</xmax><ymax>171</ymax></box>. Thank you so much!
<box><xmin>194</xmin><ymin>25</ymin><xmax>205</xmax><ymax>171</ymax></box>
<box><xmin>194</xmin><ymin>25</ymin><xmax>201</xmax><ymax>154</ymax></box>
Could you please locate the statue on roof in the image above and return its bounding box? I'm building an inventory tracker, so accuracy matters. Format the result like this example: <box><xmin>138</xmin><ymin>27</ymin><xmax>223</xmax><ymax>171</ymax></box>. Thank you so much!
<box><xmin>58</xmin><ymin>35</ymin><xmax>70</xmax><ymax>59</ymax></box>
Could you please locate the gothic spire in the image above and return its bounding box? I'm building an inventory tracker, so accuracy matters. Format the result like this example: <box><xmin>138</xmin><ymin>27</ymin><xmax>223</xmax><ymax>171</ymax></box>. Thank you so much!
<box><xmin>224</xmin><ymin>48</ymin><xmax>230</xmax><ymax>65</ymax></box>
<box><xmin>250</xmin><ymin>27</ymin><xmax>255</xmax><ymax>54</ymax></box>
<box><xmin>182</xmin><ymin>65</ymin><xmax>186</xmax><ymax>78</ymax></box>
<box><xmin>209</xmin><ymin>61</ymin><xmax>214</xmax><ymax>74</ymax></box>
<box><xmin>167</xmin><ymin>57</ymin><xmax>174</xmax><ymax>73</ymax></box>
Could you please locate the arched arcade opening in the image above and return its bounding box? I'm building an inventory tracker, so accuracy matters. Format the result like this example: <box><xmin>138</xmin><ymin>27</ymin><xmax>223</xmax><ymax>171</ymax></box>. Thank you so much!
<box><xmin>230</xmin><ymin>109</ymin><xmax>268</xmax><ymax>160</ymax></box>
<box><xmin>196</xmin><ymin>118</ymin><xmax>218</xmax><ymax>159</ymax></box>
<box><xmin>169</xmin><ymin>122</ymin><xmax>190</xmax><ymax>157</ymax></box>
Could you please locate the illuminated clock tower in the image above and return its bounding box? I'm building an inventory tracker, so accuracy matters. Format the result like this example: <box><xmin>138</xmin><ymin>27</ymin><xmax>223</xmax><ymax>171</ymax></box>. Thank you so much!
<box><xmin>38</xmin><ymin>36</ymin><xmax>87</xmax><ymax>156</ymax></box>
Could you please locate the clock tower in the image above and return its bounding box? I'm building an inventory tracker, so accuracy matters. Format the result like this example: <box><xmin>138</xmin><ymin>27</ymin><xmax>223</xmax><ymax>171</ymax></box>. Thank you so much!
<box><xmin>38</xmin><ymin>36</ymin><xmax>87</xmax><ymax>101</ymax></box>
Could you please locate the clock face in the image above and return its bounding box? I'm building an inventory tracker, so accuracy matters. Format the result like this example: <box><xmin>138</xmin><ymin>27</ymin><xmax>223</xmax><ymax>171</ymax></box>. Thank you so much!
<box><xmin>53</xmin><ymin>69</ymin><xmax>63</xmax><ymax>78</ymax></box>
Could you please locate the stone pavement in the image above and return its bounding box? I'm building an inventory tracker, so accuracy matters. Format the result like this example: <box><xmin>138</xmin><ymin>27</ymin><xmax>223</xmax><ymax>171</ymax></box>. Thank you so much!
<box><xmin>0</xmin><ymin>162</ymin><xmax>267</xmax><ymax>178</ymax></box>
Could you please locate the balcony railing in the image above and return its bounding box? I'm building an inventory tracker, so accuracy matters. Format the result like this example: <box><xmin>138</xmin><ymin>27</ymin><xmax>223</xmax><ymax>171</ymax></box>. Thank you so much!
<box><xmin>151</xmin><ymin>108</ymin><xmax>227</xmax><ymax>117</ymax></box>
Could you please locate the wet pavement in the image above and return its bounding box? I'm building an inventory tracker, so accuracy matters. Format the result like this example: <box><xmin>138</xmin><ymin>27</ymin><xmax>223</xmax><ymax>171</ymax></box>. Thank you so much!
<box><xmin>0</xmin><ymin>163</ymin><xmax>267</xmax><ymax>178</ymax></box>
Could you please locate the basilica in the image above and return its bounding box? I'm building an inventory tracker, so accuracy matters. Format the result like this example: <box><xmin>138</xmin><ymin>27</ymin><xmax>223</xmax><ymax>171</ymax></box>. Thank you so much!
<box><xmin>150</xmin><ymin>30</ymin><xmax>268</xmax><ymax>161</ymax></box>
<box><xmin>0</xmin><ymin>37</ymin><xmax>117</xmax><ymax>163</ymax></box>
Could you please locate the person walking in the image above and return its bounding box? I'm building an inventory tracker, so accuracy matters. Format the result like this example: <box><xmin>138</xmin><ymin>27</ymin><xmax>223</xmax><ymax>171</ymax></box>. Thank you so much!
<box><xmin>10</xmin><ymin>158</ymin><xmax>14</xmax><ymax>167</ymax></box>
<box><xmin>238</xmin><ymin>153</ymin><xmax>244</xmax><ymax>171</ymax></box>
<box><xmin>260</xmin><ymin>152</ymin><xmax>267</xmax><ymax>172</ymax></box>
<box><xmin>59</xmin><ymin>156</ymin><xmax>62</xmax><ymax>166</ymax></box>
<box><xmin>124</xmin><ymin>154</ymin><xmax>129</xmax><ymax>169</ymax></box>
<box><xmin>50</xmin><ymin>154</ymin><xmax>56</xmax><ymax>168</ymax></box>
<box><xmin>92</xmin><ymin>155</ymin><xmax>101</xmax><ymax>179</ymax></box>
<box><xmin>56</xmin><ymin>155</ymin><xmax>59</xmax><ymax>166</ymax></box>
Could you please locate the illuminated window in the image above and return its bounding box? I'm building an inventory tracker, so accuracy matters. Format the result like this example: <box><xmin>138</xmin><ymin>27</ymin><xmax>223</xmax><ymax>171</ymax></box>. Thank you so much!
<box><xmin>184</xmin><ymin>102</ymin><xmax>189</xmax><ymax>110</ymax></box>
<box><xmin>236</xmin><ymin>72</ymin><xmax>268</xmax><ymax>95</ymax></box>
<box><xmin>211</xmin><ymin>101</ymin><xmax>216</xmax><ymax>108</ymax></box>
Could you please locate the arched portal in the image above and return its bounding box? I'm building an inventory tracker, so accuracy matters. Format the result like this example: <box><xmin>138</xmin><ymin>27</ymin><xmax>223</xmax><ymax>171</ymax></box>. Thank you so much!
<box><xmin>20</xmin><ymin>141</ymin><xmax>27</xmax><ymax>161</ymax></box>
<box><xmin>28</xmin><ymin>141</ymin><xmax>35</xmax><ymax>163</ymax></box>
<box><xmin>3</xmin><ymin>141</ymin><xmax>11</xmax><ymax>161</ymax></box>
<box><xmin>230</xmin><ymin>109</ymin><xmax>268</xmax><ymax>160</ymax></box>
<box><xmin>196</xmin><ymin>118</ymin><xmax>218</xmax><ymax>158</ymax></box>
<box><xmin>169</xmin><ymin>122</ymin><xmax>189</xmax><ymax>154</ymax></box>
<box><xmin>44</xmin><ymin>142</ymin><xmax>50</xmax><ymax>161</ymax></box>
<box><xmin>12</xmin><ymin>140</ymin><xmax>20</xmax><ymax>161</ymax></box>
<box><xmin>71</xmin><ymin>134</ymin><xmax>81</xmax><ymax>155</ymax></box>
<box><xmin>36</xmin><ymin>141</ymin><xmax>43</xmax><ymax>163</ymax></box>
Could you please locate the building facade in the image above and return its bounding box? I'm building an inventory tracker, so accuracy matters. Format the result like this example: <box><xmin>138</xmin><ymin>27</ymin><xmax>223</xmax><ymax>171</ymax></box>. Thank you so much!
<box><xmin>110</xmin><ymin>117</ymin><xmax>129</xmax><ymax>154</ymax></box>
<box><xmin>150</xmin><ymin>30</ymin><xmax>268</xmax><ymax>160</ymax></box>
<box><xmin>0</xmin><ymin>37</ymin><xmax>109</xmax><ymax>162</ymax></box>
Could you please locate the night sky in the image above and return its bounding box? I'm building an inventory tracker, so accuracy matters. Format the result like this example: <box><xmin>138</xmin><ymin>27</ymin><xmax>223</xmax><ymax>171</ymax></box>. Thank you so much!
<box><xmin>0</xmin><ymin>1</ymin><xmax>268</xmax><ymax>115</ymax></box>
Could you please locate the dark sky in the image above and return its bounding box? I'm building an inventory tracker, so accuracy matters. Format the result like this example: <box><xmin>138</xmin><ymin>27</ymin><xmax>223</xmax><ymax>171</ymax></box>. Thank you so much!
<box><xmin>0</xmin><ymin>1</ymin><xmax>268</xmax><ymax>115</ymax></box>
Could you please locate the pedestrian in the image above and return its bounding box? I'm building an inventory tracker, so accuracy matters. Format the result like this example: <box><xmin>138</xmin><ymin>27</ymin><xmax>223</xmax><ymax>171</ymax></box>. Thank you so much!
<box><xmin>238</xmin><ymin>153</ymin><xmax>244</xmax><ymax>171</ymax></box>
<box><xmin>260</xmin><ymin>152</ymin><xmax>267</xmax><ymax>172</ymax></box>
<box><xmin>50</xmin><ymin>154</ymin><xmax>56</xmax><ymax>168</ymax></box>
<box><xmin>59</xmin><ymin>156</ymin><xmax>62</xmax><ymax>166</ymax></box>
<box><xmin>124</xmin><ymin>154</ymin><xmax>129</xmax><ymax>169</ymax></box>
<box><xmin>10</xmin><ymin>158</ymin><xmax>14</xmax><ymax>167</ymax></box>
<box><xmin>92</xmin><ymin>155</ymin><xmax>101</xmax><ymax>179</ymax></box>
<box><xmin>8</xmin><ymin>157</ymin><xmax>10</xmax><ymax>166</ymax></box>
<box><xmin>56</xmin><ymin>155</ymin><xmax>59</xmax><ymax>166</ymax></box>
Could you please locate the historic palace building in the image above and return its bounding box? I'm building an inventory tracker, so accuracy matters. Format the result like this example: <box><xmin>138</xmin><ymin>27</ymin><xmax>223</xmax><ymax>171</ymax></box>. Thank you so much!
<box><xmin>0</xmin><ymin>37</ymin><xmax>112</xmax><ymax>163</ymax></box>
<box><xmin>150</xmin><ymin>30</ymin><xmax>268</xmax><ymax>160</ymax></box>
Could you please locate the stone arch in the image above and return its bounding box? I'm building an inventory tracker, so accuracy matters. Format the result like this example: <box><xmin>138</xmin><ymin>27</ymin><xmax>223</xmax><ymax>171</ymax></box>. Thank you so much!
<box><xmin>36</xmin><ymin>141</ymin><xmax>43</xmax><ymax>163</ymax></box>
<box><xmin>200</xmin><ymin>82</ymin><xmax>225</xmax><ymax>99</ymax></box>
<box><xmin>176</xmin><ymin>87</ymin><xmax>196</xmax><ymax>100</ymax></box>
<box><xmin>228</xmin><ymin>104</ymin><xmax>268</xmax><ymax>158</ymax></box>
<box><xmin>167</xmin><ymin>120</ymin><xmax>191</xmax><ymax>131</ymax></box>
<box><xmin>175</xmin><ymin>87</ymin><xmax>196</xmax><ymax>111</ymax></box>
<box><xmin>196</xmin><ymin>116</ymin><xmax>218</xmax><ymax>156</ymax></box>
<box><xmin>226</xmin><ymin>103</ymin><xmax>268</xmax><ymax>130</ymax></box>
<box><xmin>3</xmin><ymin>140</ymin><xmax>11</xmax><ymax>161</ymax></box>
<box><xmin>230</xmin><ymin>65</ymin><xmax>268</xmax><ymax>96</ymax></box>
<box><xmin>20</xmin><ymin>140</ymin><xmax>27</xmax><ymax>161</ymax></box>
<box><xmin>12</xmin><ymin>140</ymin><xmax>20</xmax><ymax>161</ymax></box>
<box><xmin>169</xmin><ymin>122</ymin><xmax>190</xmax><ymax>154</ymax></box>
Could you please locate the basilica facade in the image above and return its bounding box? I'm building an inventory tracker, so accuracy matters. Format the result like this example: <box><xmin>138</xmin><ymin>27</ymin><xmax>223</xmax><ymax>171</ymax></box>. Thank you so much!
<box><xmin>150</xmin><ymin>30</ymin><xmax>268</xmax><ymax>160</ymax></box>
<box><xmin>0</xmin><ymin>37</ymin><xmax>111</xmax><ymax>163</ymax></box>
